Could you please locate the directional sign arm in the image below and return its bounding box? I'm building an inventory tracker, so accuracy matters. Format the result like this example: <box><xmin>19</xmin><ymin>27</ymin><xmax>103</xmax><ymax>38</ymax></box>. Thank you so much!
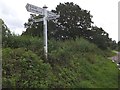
<box><xmin>34</xmin><ymin>18</ymin><xmax>43</xmax><ymax>22</ymax></box>
<box><xmin>47</xmin><ymin>15</ymin><xmax>60</xmax><ymax>21</ymax></box>
<box><xmin>47</xmin><ymin>11</ymin><xmax>57</xmax><ymax>17</ymax></box>
<box><xmin>26</xmin><ymin>3</ymin><xmax>43</xmax><ymax>15</ymax></box>
<box><xmin>26</xmin><ymin>3</ymin><xmax>60</xmax><ymax>20</ymax></box>
<box><xmin>47</xmin><ymin>11</ymin><xmax>60</xmax><ymax>17</ymax></box>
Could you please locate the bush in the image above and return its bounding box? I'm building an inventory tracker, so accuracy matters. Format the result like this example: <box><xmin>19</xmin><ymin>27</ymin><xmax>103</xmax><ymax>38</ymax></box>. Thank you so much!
<box><xmin>48</xmin><ymin>38</ymin><xmax>102</xmax><ymax>66</ymax></box>
<box><xmin>3</xmin><ymin>35</ymin><xmax>45</xmax><ymax>59</ymax></box>
<box><xmin>48</xmin><ymin>38</ymin><xmax>118</xmax><ymax>88</ymax></box>
<box><xmin>3</xmin><ymin>35</ymin><xmax>43</xmax><ymax>48</ymax></box>
<box><xmin>2</xmin><ymin>48</ymin><xmax>54</xmax><ymax>88</ymax></box>
<box><xmin>2</xmin><ymin>37</ymin><xmax>118</xmax><ymax>88</ymax></box>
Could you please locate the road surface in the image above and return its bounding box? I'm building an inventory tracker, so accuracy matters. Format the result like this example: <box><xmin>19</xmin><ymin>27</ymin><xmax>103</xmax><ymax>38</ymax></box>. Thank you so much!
<box><xmin>110</xmin><ymin>52</ymin><xmax>120</xmax><ymax>64</ymax></box>
<box><xmin>108</xmin><ymin>52</ymin><xmax>120</xmax><ymax>70</ymax></box>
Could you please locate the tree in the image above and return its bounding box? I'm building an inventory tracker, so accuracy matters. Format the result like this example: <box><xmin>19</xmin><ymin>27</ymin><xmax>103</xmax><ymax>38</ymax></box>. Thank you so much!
<box><xmin>1</xmin><ymin>19</ymin><xmax>11</xmax><ymax>38</ymax></box>
<box><xmin>51</xmin><ymin>2</ymin><xmax>93</xmax><ymax>40</ymax></box>
<box><xmin>22</xmin><ymin>2</ymin><xmax>115</xmax><ymax>50</ymax></box>
<box><xmin>108</xmin><ymin>39</ymin><xmax>117</xmax><ymax>50</ymax></box>
<box><xmin>22</xmin><ymin>2</ymin><xmax>93</xmax><ymax>40</ymax></box>
<box><xmin>22</xmin><ymin>14</ymin><xmax>43</xmax><ymax>37</ymax></box>
<box><xmin>88</xmin><ymin>26</ymin><xmax>110</xmax><ymax>49</ymax></box>
<box><xmin>1</xmin><ymin>19</ymin><xmax>12</xmax><ymax>47</ymax></box>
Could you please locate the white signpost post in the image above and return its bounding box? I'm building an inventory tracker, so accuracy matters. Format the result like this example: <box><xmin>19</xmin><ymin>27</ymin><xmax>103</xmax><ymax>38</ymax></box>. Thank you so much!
<box><xmin>26</xmin><ymin>3</ymin><xmax>59</xmax><ymax>60</ymax></box>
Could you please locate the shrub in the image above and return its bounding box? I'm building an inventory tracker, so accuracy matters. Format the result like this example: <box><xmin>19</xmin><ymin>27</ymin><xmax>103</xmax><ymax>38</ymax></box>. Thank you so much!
<box><xmin>2</xmin><ymin>37</ymin><xmax>118</xmax><ymax>88</ymax></box>
<box><xmin>2</xmin><ymin>48</ymin><xmax>54</xmax><ymax>88</ymax></box>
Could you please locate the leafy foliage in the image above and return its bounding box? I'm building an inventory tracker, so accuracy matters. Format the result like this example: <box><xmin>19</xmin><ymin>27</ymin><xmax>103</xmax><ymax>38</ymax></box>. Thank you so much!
<box><xmin>23</xmin><ymin>14</ymin><xmax>43</xmax><ymax>37</ymax></box>
<box><xmin>2</xmin><ymin>48</ymin><xmax>54</xmax><ymax>88</ymax></box>
<box><xmin>2</xmin><ymin>35</ymin><xmax>45</xmax><ymax>58</ymax></box>
<box><xmin>22</xmin><ymin>2</ymin><xmax>117</xmax><ymax>50</ymax></box>
<box><xmin>1</xmin><ymin>19</ymin><xmax>12</xmax><ymax>48</ymax></box>
<box><xmin>87</xmin><ymin>26</ymin><xmax>110</xmax><ymax>49</ymax></box>
<box><xmin>22</xmin><ymin>2</ymin><xmax>93</xmax><ymax>40</ymax></box>
<box><xmin>2</xmin><ymin>36</ymin><xmax>118</xmax><ymax>88</ymax></box>
<box><xmin>52</xmin><ymin>2</ymin><xmax>93</xmax><ymax>40</ymax></box>
<box><xmin>1</xmin><ymin>4</ymin><xmax>118</xmax><ymax>88</ymax></box>
<box><xmin>48</xmin><ymin>38</ymin><xmax>118</xmax><ymax>88</ymax></box>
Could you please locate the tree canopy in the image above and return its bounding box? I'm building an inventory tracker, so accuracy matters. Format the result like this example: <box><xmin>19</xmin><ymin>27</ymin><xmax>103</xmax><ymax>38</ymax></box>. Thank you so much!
<box><xmin>22</xmin><ymin>2</ymin><xmax>117</xmax><ymax>50</ymax></box>
<box><xmin>23</xmin><ymin>2</ymin><xmax>93</xmax><ymax>40</ymax></box>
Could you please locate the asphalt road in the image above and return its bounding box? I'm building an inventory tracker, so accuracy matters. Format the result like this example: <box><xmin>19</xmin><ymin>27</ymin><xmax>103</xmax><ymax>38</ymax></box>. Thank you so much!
<box><xmin>108</xmin><ymin>52</ymin><xmax>120</xmax><ymax>70</ymax></box>
<box><xmin>110</xmin><ymin>52</ymin><xmax>120</xmax><ymax>64</ymax></box>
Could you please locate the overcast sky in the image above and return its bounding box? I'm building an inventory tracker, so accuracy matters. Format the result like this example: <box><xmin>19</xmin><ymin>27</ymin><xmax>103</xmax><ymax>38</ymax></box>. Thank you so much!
<box><xmin>0</xmin><ymin>0</ymin><xmax>119</xmax><ymax>41</ymax></box>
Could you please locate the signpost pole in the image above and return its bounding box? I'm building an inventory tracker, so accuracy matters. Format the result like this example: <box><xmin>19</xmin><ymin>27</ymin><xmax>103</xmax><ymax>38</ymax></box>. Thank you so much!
<box><xmin>43</xmin><ymin>5</ymin><xmax>48</xmax><ymax>60</ymax></box>
<box><xmin>26</xmin><ymin>3</ymin><xmax>60</xmax><ymax>60</ymax></box>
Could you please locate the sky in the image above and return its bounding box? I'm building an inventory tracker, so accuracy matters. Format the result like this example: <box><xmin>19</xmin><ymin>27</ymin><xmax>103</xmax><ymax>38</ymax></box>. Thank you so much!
<box><xmin>0</xmin><ymin>0</ymin><xmax>119</xmax><ymax>42</ymax></box>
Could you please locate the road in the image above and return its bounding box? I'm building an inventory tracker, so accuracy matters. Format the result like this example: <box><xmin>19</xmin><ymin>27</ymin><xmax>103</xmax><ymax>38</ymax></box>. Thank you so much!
<box><xmin>108</xmin><ymin>52</ymin><xmax>120</xmax><ymax>70</ymax></box>
<box><xmin>110</xmin><ymin>52</ymin><xmax>120</xmax><ymax>64</ymax></box>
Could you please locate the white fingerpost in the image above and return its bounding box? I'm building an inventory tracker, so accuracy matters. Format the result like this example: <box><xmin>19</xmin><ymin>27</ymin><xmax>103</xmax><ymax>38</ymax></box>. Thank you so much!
<box><xmin>25</xmin><ymin>3</ymin><xmax>60</xmax><ymax>60</ymax></box>
<box><xmin>43</xmin><ymin>5</ymin><xmax>48</xmax><ymax>60</ymax></box>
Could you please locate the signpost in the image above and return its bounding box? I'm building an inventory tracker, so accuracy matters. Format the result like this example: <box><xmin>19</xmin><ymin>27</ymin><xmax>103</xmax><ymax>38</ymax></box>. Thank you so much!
<box><xmin>26</xmin><ymin>3</ymin><xmax>44</xmax><ymax>15</ymax></box>
<box><xmin>26</xmin><ymin>3</ymin><xmax>59</xmax><ymax>60</ymax></box>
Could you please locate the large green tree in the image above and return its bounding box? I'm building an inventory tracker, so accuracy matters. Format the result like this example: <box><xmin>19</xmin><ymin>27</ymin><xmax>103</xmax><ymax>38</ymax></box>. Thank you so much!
<box><xmin>53</xmin><ymin>2</ymin><xmax>93</xmax><ymax>40</ymax></box>
<box><xmin>22</xmin><ymin>2</ymin><xmax>115</xmax><ymax>50</ymax></box>
<box><xmin>22</xmin><ymin>2</ymin><xmax>93</xmax><ymax>40</ymax></box>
